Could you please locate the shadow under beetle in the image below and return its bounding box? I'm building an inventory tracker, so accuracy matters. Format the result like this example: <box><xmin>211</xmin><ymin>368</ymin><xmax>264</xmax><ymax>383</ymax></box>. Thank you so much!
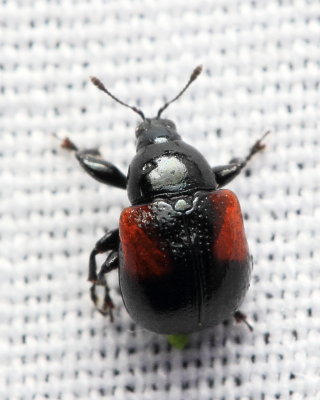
<box><xmin>61</xmin><ymin>66</ymin><xmax>269</xmax><ymax>334</ymax></box>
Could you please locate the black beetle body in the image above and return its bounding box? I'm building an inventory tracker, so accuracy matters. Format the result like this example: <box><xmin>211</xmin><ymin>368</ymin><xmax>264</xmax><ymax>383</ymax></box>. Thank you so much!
<box><xmin>119</xmin><ymin>118</ymin><xmax>250</xmax><ymax>334</ymax></box>
<box><xmin>62</xmin><ymin>66</ymin><xmax>268</xmax><ymax>334</ymax></box>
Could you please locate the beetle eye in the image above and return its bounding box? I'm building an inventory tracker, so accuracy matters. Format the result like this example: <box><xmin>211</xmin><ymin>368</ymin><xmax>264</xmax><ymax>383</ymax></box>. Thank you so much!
<box><xmin>165</xmin><ymin>121</ymin><xmax>176</xmax><ymax>130</ymax></box>
<box><xmin>135</xmin><ymin>126</ymin><xmax>146</xmax><ymax>137</ymax></box>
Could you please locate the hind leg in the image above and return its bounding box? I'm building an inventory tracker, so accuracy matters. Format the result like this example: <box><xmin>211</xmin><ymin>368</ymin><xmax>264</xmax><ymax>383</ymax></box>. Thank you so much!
<box><xmin>233</xmin><ymin>310</ymin><xmax>253</xmax><ymax>332</ymax></box>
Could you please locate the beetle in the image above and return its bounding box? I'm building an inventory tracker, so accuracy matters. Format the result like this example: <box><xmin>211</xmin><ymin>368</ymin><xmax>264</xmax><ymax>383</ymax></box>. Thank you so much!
<box><xmin>61</xmin><ymin>66</ymin><xmax>269</xmax><ymax>334</ymax></box>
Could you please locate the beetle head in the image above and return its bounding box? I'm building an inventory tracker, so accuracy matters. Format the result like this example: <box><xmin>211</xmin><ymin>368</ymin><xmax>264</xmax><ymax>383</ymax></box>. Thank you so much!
<box><xmin>90</xmin><ymin>65</ymin><xmax>202</xmax><ymax>150</ymax></box>
<box><xmin>135</xmin><ymin>118</ymin><xmax>181</xmax><ymax>150</ymax></box>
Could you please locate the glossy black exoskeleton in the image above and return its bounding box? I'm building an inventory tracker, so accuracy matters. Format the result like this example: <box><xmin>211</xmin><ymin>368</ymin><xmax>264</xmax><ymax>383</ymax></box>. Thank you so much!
<box><xmin>61</xmin><ymin>66</ymin><xmax>269</xmax><ymax>334</ymax></box>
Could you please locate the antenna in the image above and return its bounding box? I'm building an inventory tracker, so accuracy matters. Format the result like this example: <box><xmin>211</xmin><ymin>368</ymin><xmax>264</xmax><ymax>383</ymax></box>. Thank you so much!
<box><xmin>157</xmin><ymin>65</ymin><xmax>203</xmax><ymax>119</ymax></box>
<box><xmin>90</xmin><ymin>76</ymin><xmax>145</xmax><ymax>120</ymax></box>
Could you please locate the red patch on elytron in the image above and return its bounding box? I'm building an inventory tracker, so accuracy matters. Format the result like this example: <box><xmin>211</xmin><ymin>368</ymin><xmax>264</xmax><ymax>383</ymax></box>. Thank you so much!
<box><xmin>119</xmin><ymin>205</ymin><xmax>172</xmax><ymax>279</ymax></box>
<box><xmin>210</xmin><ymin>189</ymin><xmax>249</xmax><ymax>262</ymax></box>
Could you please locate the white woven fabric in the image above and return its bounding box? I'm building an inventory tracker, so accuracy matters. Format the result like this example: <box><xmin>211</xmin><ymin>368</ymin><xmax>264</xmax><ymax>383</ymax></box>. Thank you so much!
<box><xmin>1</xmin><ymin>1</ymin><xmax>319</xmax><ymax>399</ymax></box>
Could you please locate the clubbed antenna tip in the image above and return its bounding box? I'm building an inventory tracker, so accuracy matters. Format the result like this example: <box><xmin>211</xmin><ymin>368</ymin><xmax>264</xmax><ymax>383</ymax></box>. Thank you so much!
<box><xmin>90</xmin><ymin>75</ymin><xmax>145</xmax><ymax>120</ymax></box>
<box><xmin>90</xmin><ymin>76</ymin><xmax>106</xmax><ymax>91</ymax></box>
<box><xmin>157</xmin><ymin>64</ymin><xmax>203</xmax><ymax>118</ymax></box>
<box><xmin>191</xmin><ymin>65</ymin><xmax>203</xmax><ymax>81</ymax></box>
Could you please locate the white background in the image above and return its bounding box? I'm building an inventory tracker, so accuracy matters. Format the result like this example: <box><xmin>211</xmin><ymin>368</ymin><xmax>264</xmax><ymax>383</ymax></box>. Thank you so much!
<box><xmin>1</xmin><ymin>1</ymin><xmax>319</xmax><ymax>399</ymax></box>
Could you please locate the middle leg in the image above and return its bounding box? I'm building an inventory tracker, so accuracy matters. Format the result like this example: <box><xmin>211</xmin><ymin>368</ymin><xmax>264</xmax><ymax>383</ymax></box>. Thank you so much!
<box><xmin>89</xmin><ymin>229</ymin><xmax>120</xmax><ymax>320</ymax></box>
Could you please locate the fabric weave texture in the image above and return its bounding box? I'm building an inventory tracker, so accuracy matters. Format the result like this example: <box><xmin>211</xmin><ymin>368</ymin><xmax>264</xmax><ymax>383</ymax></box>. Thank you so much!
<box><xmin>1</xmin><ymin>1</ymin><xmax>319</xmax><ymax>399</ymax></box>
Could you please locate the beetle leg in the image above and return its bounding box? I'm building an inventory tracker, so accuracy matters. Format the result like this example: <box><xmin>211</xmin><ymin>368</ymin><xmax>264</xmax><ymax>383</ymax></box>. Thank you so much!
<box><xmin>60</xmin><ymin>137</ymin><xmax>127</xmax><ymax>189</ymax></box>
<box><xmin>90</xmin><ymin>251</ymin><xmax>119</xmax><ymax>321</ymax></box>
<box><xmin>212</xmin><ymin>162</ymin><xmax>244</xmax><ymax>187</ymax></box>
<box><xmin>90</xmin><ymin>282</ymin><xmax>115</xmax><ymax>322</ymax></box>
<box><xmin>88</xmin><ymin>229</ymin><xmax>119</xmax><ymax>281</ymax></box>
<box><xmin>88</xmin><ymin>230</ymin><xmax>119</xmax><ymax>320</ymax></box>
<box><xmin>97</xmin><ymin>251</ymin><xmax>119</xmax><ymax>280</ymax></box>
<box><xmin>213</xmin><ymin>131</ymin><xmax>270</xmax><ymax>187</ymax></box>
<box><xmin>233</xmin><ymin>310</ymin><xmax>253</xmax><ymax>332</ymax></box>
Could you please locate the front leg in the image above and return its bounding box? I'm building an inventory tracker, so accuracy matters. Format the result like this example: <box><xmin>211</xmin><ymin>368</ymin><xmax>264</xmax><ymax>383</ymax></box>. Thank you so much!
<box><xmin>61</xmin><ymin>137</ymin><xmax>127</xmax><ymax>189</ymax></box>
<box><xmin>89</xmin><ymin>229</ymin><xmax>120</xmax><ymax>320</ymax></box>
<box><xmin>213</xmin><ymin>131</ymin><xmax>270</xmax><ymax>188</ymax></box>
